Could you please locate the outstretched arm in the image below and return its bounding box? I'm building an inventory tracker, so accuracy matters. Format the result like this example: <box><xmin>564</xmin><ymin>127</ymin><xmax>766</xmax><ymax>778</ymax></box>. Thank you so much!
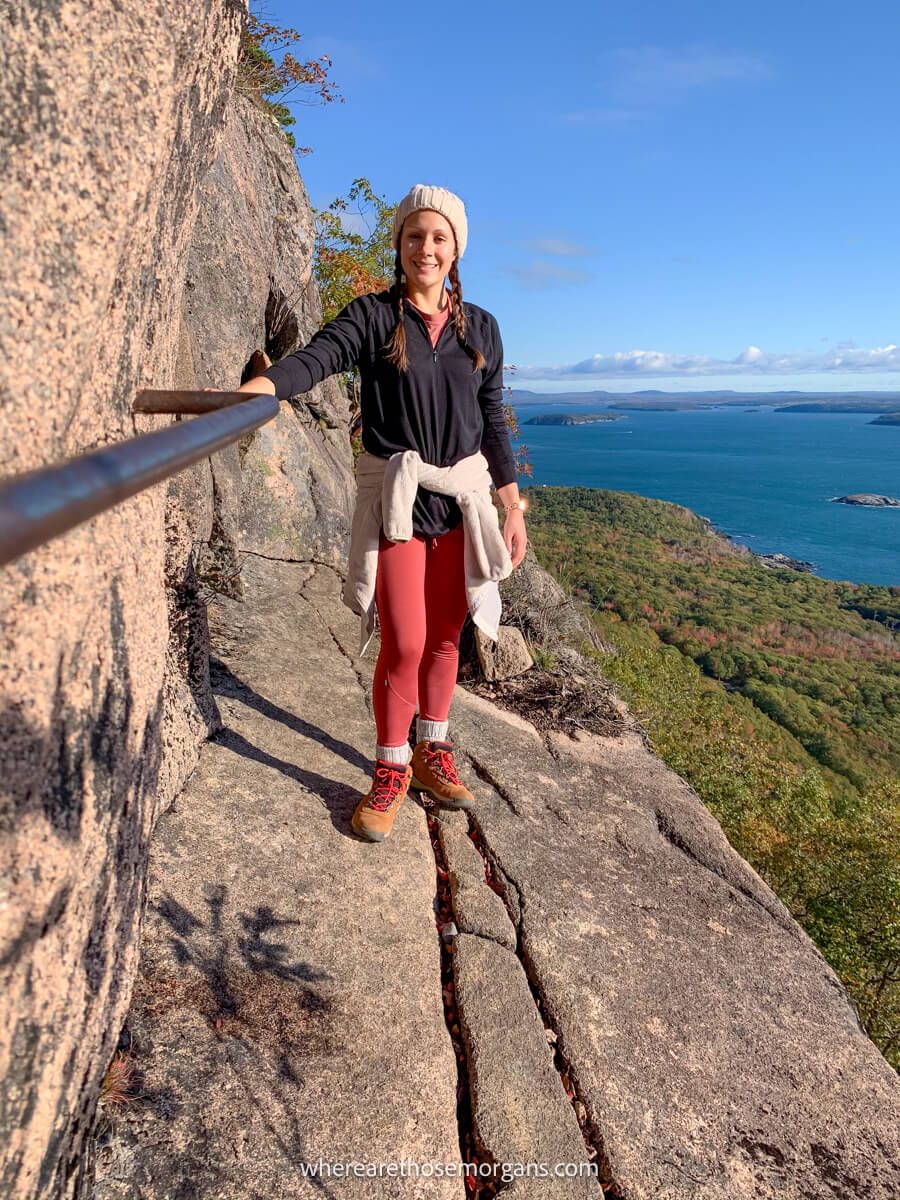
<box><xmin>238</xmin><ymin>375</ymin><xmax>276</xmax><ymax>395</ymax></box>
<box><xmin>249</xmin><ymin>295</ymin><xmax>370</xmax><ymax>400</ymax></box>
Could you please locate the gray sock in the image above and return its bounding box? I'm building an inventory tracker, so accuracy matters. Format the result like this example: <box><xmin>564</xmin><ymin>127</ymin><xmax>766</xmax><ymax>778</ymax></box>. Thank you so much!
<box><xmin>416</xmin><ymin>717</ymin><xmax>449</xmax><ymax>744</ymax></box>
<box><xmin>376</xmin><ymin>742</ymin><xmax>411</xmax><ymax>765</ymax></box>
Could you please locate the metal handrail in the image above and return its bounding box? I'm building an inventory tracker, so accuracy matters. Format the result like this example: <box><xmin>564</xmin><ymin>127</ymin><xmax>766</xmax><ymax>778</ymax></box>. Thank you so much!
<box><xmin>0</xmin><ymin>390</ymin><xmax>279</xmax><ymax>567</ymax></box>
<box><xmin>133</xmin><ymin>389</ymin><xmax>255</xmax><ymax>414</ymax></box>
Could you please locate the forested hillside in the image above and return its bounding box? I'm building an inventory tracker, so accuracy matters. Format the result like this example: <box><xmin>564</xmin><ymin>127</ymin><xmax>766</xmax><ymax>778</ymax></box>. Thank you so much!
<box><xmin>523</xmin><ymin>485</ymin><xmax>900</xmax><ymax>1066</ymax></box>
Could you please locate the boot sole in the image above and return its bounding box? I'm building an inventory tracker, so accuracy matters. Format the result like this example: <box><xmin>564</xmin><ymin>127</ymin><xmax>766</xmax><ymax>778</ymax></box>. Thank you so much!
<box><xmin>410</xmin><ymin>775</ymin><xmax>475</xmax><ymax>810</ymax></box>
<box><xmin>352</xmin><ymin>823</ymin><xmax>386</xmax><ymax>842</ymax></box>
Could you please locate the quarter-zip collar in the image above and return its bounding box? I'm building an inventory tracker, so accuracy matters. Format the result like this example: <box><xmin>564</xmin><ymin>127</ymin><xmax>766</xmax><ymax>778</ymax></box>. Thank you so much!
<box><xmin>403</xmin><ymin>291</ymin><xmax>455</xmax><ymax>352</ymax></box>
<box><xmin>404</xmin><ymin>287</ymin><xmax>452</xmax><ymax>319</ymax></box>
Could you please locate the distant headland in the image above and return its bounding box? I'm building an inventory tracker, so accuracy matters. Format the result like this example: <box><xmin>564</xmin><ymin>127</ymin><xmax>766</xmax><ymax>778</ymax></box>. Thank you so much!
<box><xmin>510</xmin><ymin>388</ymin><xmax>900</xmax><ymax>414</ymax></box>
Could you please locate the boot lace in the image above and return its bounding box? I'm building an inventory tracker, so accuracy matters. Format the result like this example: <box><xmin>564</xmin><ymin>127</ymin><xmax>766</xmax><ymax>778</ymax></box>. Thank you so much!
<box><xmin>368</xmin><ymin>762</ymin><xmax>408</xmax><ymax>812</ymax></box>
<box><xmin>424</xmin><ymin>742</ymin><xmax>460</xmax><ymax>785</ymax></box>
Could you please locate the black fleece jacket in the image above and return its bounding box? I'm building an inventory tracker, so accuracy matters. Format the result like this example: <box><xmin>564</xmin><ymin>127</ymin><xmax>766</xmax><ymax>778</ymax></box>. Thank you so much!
<box><xmin>261</xmin><ymin>289</ymin><xmax>517</xmax><ymax>538</ymax></box>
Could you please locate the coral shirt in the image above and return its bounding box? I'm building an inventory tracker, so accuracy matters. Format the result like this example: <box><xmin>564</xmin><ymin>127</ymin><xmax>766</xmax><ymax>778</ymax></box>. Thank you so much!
<box><xmin>406</xmin><ymin>291</ymin><xmax>452</xmax><ymax>348</ymax></box>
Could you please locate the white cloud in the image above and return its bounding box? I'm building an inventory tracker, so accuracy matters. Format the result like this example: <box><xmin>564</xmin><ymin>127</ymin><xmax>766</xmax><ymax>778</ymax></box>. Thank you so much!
<box><xmin>515</xmin><ymin>343</ymin><xmax>900</xmax><ymax>379</ymax></box>
<box><xmin>504</xmin><ymin>261</ymin><xmax>592</xmax><ymax>289</ymax></box>
<box><xmin>609</xmin><ymin>45</ymin><xmax>771</xmax><ymax>105</ymax></box>
<box><xmin>528</xmin><ymin>238</ymin><xmax>595</xmax><ymax>257</ymax></box>
<box><xmin>564</xmin><ymin>45</ymin><xmax>772</xmax><ymax>127</ymax></box>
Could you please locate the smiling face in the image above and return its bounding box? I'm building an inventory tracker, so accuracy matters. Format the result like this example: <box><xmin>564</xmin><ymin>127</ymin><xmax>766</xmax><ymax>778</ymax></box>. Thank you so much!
<box><xmin>398</xmin><ymin>209</ymin><xmax>456</xmax><ymax>289</ymax></box>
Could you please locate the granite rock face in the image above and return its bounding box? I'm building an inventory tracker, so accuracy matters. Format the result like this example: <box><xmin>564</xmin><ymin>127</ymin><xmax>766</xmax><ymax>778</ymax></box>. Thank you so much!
<box><xmin>0</xmin><ymin>3</ymin><xmax>353</xmax><ymax>1196</ymax></box>
<box><xmin>0</xmin><ymin>5</ymin><xmax>244</xmax><ymax>1197</ymax></box>
<box><xmin>175</xmin><ymin>96</ymin><xmax>354</xmax><ymax>581</ymax></box>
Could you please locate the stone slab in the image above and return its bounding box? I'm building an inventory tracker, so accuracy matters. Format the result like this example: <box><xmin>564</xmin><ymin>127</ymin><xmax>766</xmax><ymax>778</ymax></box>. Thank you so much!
<box><xmin>453</xmin><ymin>933</ymin><xmax>599</xmax><ymax>1197</ymax></box>
<box><xmin>446</xmin><ymin>689</ymin><xmax>900</xmax><ymax>1199</ymax></box>
<box><xmin>93</xmin><ymin>557</ymin><xmax>463</xmax><ymax>1198</ymax></box>
<box><xmin>475</xmin><ymin>624</ymin><xmax>534</xmax><ymax>681</ymax></box>
<box><xmin>437</xmin><ymin>810</ymin><xmax>517</xmax><ymax>953</ymax></box>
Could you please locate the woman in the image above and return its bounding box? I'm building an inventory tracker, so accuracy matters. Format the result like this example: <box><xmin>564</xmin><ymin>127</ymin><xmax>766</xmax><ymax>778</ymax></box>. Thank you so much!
<box><xmin>238</xmin><ymin>184</ymin><xmax>527</xmax><ymax>841</ymax></box>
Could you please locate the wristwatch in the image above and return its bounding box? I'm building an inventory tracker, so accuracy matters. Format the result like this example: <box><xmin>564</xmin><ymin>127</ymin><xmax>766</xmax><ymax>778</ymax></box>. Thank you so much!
<box><xmin>501</xmin><ymin>499</ymin><xmax>527</xmax><ymax>513</ymax></box>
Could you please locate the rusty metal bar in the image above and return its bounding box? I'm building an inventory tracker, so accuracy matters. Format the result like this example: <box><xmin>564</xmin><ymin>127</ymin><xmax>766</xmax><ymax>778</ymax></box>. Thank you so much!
<box><xmin>0</xmin><ymin>393</ymin><xmax>279</xmax><ymax>567</ymax></box>
<box><xmin>134</xmin><ymin>389</ymin><xmax>258</xmax><ymax>414</ymax></box>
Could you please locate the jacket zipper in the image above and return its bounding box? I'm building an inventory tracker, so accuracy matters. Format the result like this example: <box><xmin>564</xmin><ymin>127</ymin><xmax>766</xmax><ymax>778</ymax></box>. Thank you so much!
<box><xmin>405</xmin><ymin>300</ymin><xmax>455</xmax><ymax>365</ymax></box>
<box><xmin>404</xmin><ymin>305</ymin><xmax>458</xmax><ymax>544</ymax></box>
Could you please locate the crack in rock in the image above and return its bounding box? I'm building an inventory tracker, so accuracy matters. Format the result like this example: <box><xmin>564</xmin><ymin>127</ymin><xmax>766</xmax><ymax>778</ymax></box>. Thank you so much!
<box><xmin>463</xmin><ymin>749</ymin><xmax>523</xmax><ymax>818</ymax></box>
<box><xmin>239</xmin><ymin>548</ymin><xmax>348</xmax><ymax>577</ymax></box>
<box><xmin>653</xmin><ymin>807</ymin><xmax>804</xmax><ymax>941</ymax></box>
<box><xmin>298</xmin><ymin>567</ymin><xmax>373</xmax><ymax>715</ymax></box>
<box><xmin>426</xmin><ymin>809</ymin><xmax>488</xmax><ymax>1192</ymax></box>
<box><xmin>516</xmin><ymin>936</ymin><xmax>623</xmax><ymax>1199</ymax></box>
<box><xmin>445</xmin><ymin>791</ymin><xmax>620</xmax><ymax>1198</ymax></box>
<box><xmin>470</xmin><ymin>827</ymin><xmax>525</xmax><ymax>944</ymax></box>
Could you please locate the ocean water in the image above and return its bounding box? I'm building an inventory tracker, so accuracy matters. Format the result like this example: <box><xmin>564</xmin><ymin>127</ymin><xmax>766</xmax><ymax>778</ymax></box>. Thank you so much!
<box><xmin>513</xmin><ymin>405</ymin><xmax>899</xmax><ymax>587</ymax></box>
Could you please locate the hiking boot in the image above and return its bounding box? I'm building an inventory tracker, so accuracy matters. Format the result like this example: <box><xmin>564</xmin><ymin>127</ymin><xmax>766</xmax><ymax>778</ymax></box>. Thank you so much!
<box><xmin>410</xmin><ymin>739</ymin><xmax>475</xmax><ymax>810</ymax></box>
<box><xmin>351</xmin><ymin>759</ymin><xmax>413</xmax><ymax>842</ymax></box>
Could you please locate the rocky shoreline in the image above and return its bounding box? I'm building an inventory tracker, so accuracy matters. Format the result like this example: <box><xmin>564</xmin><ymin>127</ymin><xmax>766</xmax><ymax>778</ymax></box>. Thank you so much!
<box><xmin>696</xmin><ymin>515</ymin><xmax>817</xmax><ymax>573</ymax></box>
<box><xmin>698</xmin><ymin>494</ymin><xmax>899</xmax><ymax>576</ymax></box>
<box><xmin>753</xmin><ymin>550</ymin><xmax>818</xmax><ymax>573</ymax></box>
<box><xmin>830</xmin><ymin>493</ymin><xmax>900</xmax><ymax>507</ymax></box>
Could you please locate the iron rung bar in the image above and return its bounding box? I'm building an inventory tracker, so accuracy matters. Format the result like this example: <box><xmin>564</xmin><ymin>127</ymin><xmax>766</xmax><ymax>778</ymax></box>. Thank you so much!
<box><xmin>134</xmin><ymin>389</ymin><xmax>271</xmax><ymax>414</ymax></box>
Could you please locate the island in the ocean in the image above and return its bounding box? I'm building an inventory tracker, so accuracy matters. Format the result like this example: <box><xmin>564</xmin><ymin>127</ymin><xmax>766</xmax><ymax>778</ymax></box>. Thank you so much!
<box><xmin>830</xmin><ymin>494</ymin><xmax>900</xmax><ymax>507</ymax></box>
<box><xmin>510</xmin><ymin>387</ymin><xmax>900</xmax><ymax>413</ymax></box>
<box><xmin>870</xmin><ymin>413</ymin><xmax>900</xmax><ymax>425</ymax></box>
<box><xmin>524</xmin><ymin>412</ymin><xmax>625</xmax><ymax>426</ymax></box>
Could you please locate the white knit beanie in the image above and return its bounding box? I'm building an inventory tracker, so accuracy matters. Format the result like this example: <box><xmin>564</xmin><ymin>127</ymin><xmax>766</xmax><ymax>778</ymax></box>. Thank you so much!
<box><xmin>391</xmin><ymin>184</ymin><xmax>468</xmax><ymax>261</ymax></box>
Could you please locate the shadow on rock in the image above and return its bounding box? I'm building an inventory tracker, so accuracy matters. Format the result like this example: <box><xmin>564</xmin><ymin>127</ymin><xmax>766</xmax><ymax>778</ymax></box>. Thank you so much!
<box><xmin>208</xmin><ymin>725</ymin><xmax>376</xmax><ymax>840</ymax></box>
<box><xmin>142</xmin><ymin>884</ymin><xmax>335</xmax><ymax>1077</ymax></box>
<box><xmin>210</xmin><ymin>655</ymin><xmax>371</xmax><ymax>775</ymax></box>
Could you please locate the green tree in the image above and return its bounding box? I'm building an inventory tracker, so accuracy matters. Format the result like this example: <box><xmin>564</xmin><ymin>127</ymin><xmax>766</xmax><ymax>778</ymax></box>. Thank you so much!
<box><xmin>313</xmin><ymin>177</ymin><xmax>396</xmax><ymax>322</ymax></box>
<box><xmin>523</xmin><ymin>484</ymin><xmax>900</xmax><ymax>1064</ymax></box>
<box><xmin>237</xmin><ymin>8</ymin><xmax>342</xmax><ymax>155</ymax></box>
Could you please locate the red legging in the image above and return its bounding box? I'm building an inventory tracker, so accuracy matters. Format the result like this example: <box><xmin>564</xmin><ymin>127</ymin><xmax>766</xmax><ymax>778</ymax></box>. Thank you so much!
<box><xmin>372</xmin><ymin>522</ymin><xmax>469</xmax><ymax>745</ymax></box>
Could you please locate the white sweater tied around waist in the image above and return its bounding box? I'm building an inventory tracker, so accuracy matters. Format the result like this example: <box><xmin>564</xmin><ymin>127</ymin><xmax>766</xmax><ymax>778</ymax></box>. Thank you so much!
<box><xmin>342</xmin><ymin>448</ymin><xmax>513</xmax><ymax>656</ymax></box>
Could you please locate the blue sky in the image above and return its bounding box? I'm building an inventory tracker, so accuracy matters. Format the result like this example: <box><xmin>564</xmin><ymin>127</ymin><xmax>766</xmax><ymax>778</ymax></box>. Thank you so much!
<box><xmin>260</xmin><ymin>1</ymin><xmax>900</xmax><ymax>392</ymax></box>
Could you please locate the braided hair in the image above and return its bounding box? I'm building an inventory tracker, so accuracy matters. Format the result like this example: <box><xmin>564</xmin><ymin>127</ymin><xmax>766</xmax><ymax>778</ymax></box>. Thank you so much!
<box><xmin>384</xmin><ymin>249</ymin><xmax>409</xmax><ymax>372</ymax></box>
<box><xmin>448</xmin><ymin>260</ymin><xmax>485</xmax><ymax>372</ymax></box>
<box><xmin>385</xmin><ymin>240</ymin><xmax>485</xmax><ymax>374</ymax></box>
